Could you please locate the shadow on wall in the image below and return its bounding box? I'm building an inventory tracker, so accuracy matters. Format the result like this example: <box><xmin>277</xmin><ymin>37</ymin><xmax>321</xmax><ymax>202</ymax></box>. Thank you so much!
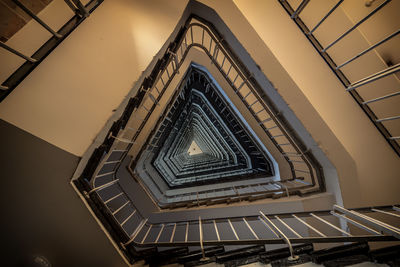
<box><xmin>0</xmin><ymin>119</ymin><xmax>126</xmax><ymax>267</ymax></box>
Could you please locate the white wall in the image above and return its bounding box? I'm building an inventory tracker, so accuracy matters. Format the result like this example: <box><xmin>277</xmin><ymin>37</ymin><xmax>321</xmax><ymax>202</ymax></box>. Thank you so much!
<box><xmin>0</xmin><ymin>0</ymin><xmax>188</xmax><ymax>156</ymax></box>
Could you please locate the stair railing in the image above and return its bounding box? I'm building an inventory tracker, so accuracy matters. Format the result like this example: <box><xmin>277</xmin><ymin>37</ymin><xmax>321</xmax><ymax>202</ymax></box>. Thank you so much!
<box><xmin>279</xmin><ymin>0</ymin><xmax>400</xmax><ymax>156</ymax></box>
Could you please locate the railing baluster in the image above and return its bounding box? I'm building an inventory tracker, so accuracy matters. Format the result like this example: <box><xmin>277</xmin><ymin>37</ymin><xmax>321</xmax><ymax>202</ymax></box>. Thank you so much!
<box><xmin>190</xmin><ymin>26</ymin><xmax>194</xmax><ymax>44</ymax></box>
<box><xmin>310</xmin><ymin>213</ymin><xmax>351</xmax><ymax>236</ymax></box>
<box><xmin>213</xmin><ymin>220</ymin><xmax>220</xmax><ymax>241</ymax></box>
<box><xmin>104</xmin><ymin>192</ymin><xmax>123</xmax><ymax>204</ymax></box>
<box><xmin>199</xmin><ymin>217</ymin><xmax>207</xmax><ymax>260</ymax></box>
<box><xmin>232</xmin><ymin>73</ymin><xmax>239</xmax><ymax>85</ymax></box>
<box><xmin>243</xmin><ymin>218</ymin><xmax>259</xmax><ymax>239</ymax></box>
<box><xmin>243</xmin><ymin>90</ymin><xmax>252</xmax><ymax>99</ymax></box>
<box><xmin>331</xmin><ymin>211</ymin><xmax>380</xmax><ymax>235</ymax></box>
<box><xmin>109</xmin><ymin>134</ymin><xmax>134</xmax><ymax>144</ymax></box>
<box><xmin>292</xmin><ymin>214</ymin><xmax>326</xmax><ymax>237</ymax></box>
<box><xmin>170</xmin><ymin>223</ymin><xmax>177</xmax><ymax>243</ymax></box>
<box><xmin>371</xmin><ymin>208</ymin><xmax>400</xmax><ymax>218</ymax></box>
<box><xmin>260</xmin><ymin>211</ymin><xmax>299</xmax><ymax>260</ymax></box>
<box><xmin>294</xmin><ymin>169</ymin><xmax>310</xmax><ymax>173</ymax></box>
<box><xmin>259</xmin><ymin>215</ymin><xmax>279</xmax><ymax>237</ymax></box>
<box><xmin>141</xmin><ymin>224</ymin><xmax>153</xmax><ymax>244</ymax></box>
<box><xmin>180</xmin><ymin>43</ymin><xmax>184</xmax><ymax>57</ymax></box>
<box><xmin>66</xmin><ymin>0</ymin><xmax>89</xmax><ymax>17</ymax></box>
<box><xmin>89</xmin><ymin>179</ymin><xmax>119</xmax><ymax>193</ymax></box>
<box><xmin>266</xmin><ymin>125</ymin><xmax>279</xmax><ymax>131</ymax></box>
<box><xmin>347</xmin><ymin>63</ymin><xmax>400</xmax><ymax>91</ymax></box>
<box><xmin>291</xmin><ymin>0</ymin><xmax>310</xmax><ymax>19</ymax></box>
<box><xmin>322</xmin><ymin>0</ymin><xmax>391</xmax><ymax>52</ymax></box>
<box><xmin>275</xmin><ymin>216</ymin><xmax>302</xmax><ymax>238</ymax></box>
<box><xmin>226</xmin><ymin>65</ymin><xmax>233</xmax><ymax>76</ymax></box>
<box><xmin>0</xmin><ymin>42</ymin><xmax>37</xmax><ymax>62</ymax></box>
<box><xmin>337</xmin><ymin>29</ymin><xmax>400</xmax><ymax>69</ymax></box>
<box><xmin>363</xmin><ymin>91</ymin><xmax>400</xmax><ymax>105</ymax></box>
<box><xmin>184</xmin><ymin>36</ymin><xmax>188</xmax><ymax>49</ymax></box>
<box><xmin>124</xmin><ymin>219</ymin><xmax>148</xmax><ymax>246</ymax></box>
<box><xmin>148</xmin><ymin>92</ymin><xmax>160</xmax><ymax>106</ymax></box>
<box><xmin>212</xmin><ymin>44</ymin><xmax>219</xmax><ymax>64</ymax></box>
<box><xmin>376</xmin><ymin>115</ymin><xmax>400</xmax><ymax>123</ymax></box>
<box><xmin>95</xmin><ymin>171</ymin><xmax>115</xmax><ymax>178</ymax></box>
<box><xmin>185</xmin><ymin>222</ymin><xmax>189</xmax><ymax>243</ymax></box>
<box><xmin>228</xmin><ymin>219</ymin><xmax>239</xmax><ymax>240</ymax></box>
<box><xmin>308</xmin><ymin>0</ymin><xmax>344</xmax><ymax>34</ymax></box>
<box><xmin>141</xmin><ymin>103</ymin><xmax>151</xmax><ymax>113</ymax></box>
<box><xmin>112</xmin><ymin>201</ymin><xmax>129</xmax><ymax>215</ymax></box>
<box><xmin>103</xmin><ymin>160</ymin><xmax>120</xmax><ymax>165</ymax></box>
<box><xmin>259</xmin><ymin>118</ymin><xmax>276</xmax><ymax>125</ymax></box>
<box><xmin>220</xmin><ymin>56</ymin><xmax>226</xmax><ymax>69</ymax></box>
<box><xmin>334</xmin><ymin>205</ymin><xmax>400</xmax><ymax>238</ymax></box>
<box><xmin>121</xmin><ymin>210</ymin><xmax>136</xmax><ymax>226</ymax></box>
<box><xmin>12</xmin><ymin>0</ymin><xmax>62</xmax><ymax>38</ymax></box>
<box><xmin>249</xmin><ymin>99</ymin><xmax>259</xmax><ymax>108</ymax></box>
<box><xmin>155</xmin><ymin>224</ymin><xmax>165</xmax><ymax>243</ymax></box>
<box><xmin>236</xmin><ymin>78</ymin><xmax>248</xmax><ymax>92</ymax></box>
<box><xmin>255</xmin><ymin>108</ymin><xmax>265</xmax><ymax>115</ymax></box>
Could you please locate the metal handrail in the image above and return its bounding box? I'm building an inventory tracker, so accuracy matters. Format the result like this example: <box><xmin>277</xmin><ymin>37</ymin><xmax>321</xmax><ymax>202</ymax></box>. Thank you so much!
<box><xmin>87</xmin><ymin>19</ymin><xmax>324</xmax><ymax>211</ymax></box>
<box><xmin>119</xmin><ymin>204</ymin><xmax>399</xmax><ymax>262</ymax></box>
<box><xmin>0</xmin><ymin>0</ymin><xmax>103</xmax><ymax>101</ymax></box>
<box><xmin>279</xmin><ymin>0</ymin><xmax>400</xmax><ymax>156</ymax></box>
<box><xmin>75</xmin><ymin>17</ymin><xmax>328</xmax><ymax>257</ymax></box>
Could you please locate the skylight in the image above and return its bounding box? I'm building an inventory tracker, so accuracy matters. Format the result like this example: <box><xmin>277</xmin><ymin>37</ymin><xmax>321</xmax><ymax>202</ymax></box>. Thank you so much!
<box><xmin>187</xmin><ymin>140</ymin><xmax>203</xmax><ymax>156</ymax></box>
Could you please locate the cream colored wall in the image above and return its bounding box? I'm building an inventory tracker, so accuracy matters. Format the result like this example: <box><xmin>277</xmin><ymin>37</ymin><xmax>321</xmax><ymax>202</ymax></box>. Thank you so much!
<box><xmin>0</xmin><ymin>0</ymin><xmax>188</xmax><ymax>156</ymax></box>
<box><xmin>226</xmin><ymin>0</ymin><xmax>400</xmax><ymax>207</ymax></box>
<box><xmin>1</xmin><ymin>0</ymin><xmax>399</xmax><ymax>208</ymax></box>
<box><xmin>290</xmin><ymin>0</ymin><xmax>400</xmax><ymax>137</ymax></box>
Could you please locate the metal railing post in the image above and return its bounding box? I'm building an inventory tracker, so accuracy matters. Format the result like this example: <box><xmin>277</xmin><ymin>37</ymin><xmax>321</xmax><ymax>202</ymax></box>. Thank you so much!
<box><xmin>12</xmin><ymin>0</ymin><xmax>62</xmax><ymax>38</ymax></box>
<box><xmin>308</xmin><ymin>0</ymin><xmax>344</xmax><ymax>35</ymax></box>
<box><xmin>334</xmin><ymin>205</ymin><xmax>400</xmax><ymax>239</ymax></box>
<box><xmin>0</xmin><ymin>85</ymin><xmax>9</xmax><ymax>91</ymax></box>
<box><xmin>0</xmin><ymin>42</ymin><xmax>37</xmax><ymax>62</ymax></box>
<box><xmin>291</xmin><ymin>0</ymin><xmax>310</xmax><ymax>19</ymax></box>
<box><xmin>64</xmin><ymin>0</ymin><xmax>89</xmax><ymax>17</ymax></box>
<box><xmin>199</xmin><ymin>217</ymin><xmax>209</xmax><ymax>261</ymax></box>
<box><xmin>260</xmin><ymin>211</ymin><xmax>299</xmax><ymax>261</ymax></box>
<box><xmin>322</xmin><ymin>0</ymin><xmax>391</xmax><ymax>52</ymax></box>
